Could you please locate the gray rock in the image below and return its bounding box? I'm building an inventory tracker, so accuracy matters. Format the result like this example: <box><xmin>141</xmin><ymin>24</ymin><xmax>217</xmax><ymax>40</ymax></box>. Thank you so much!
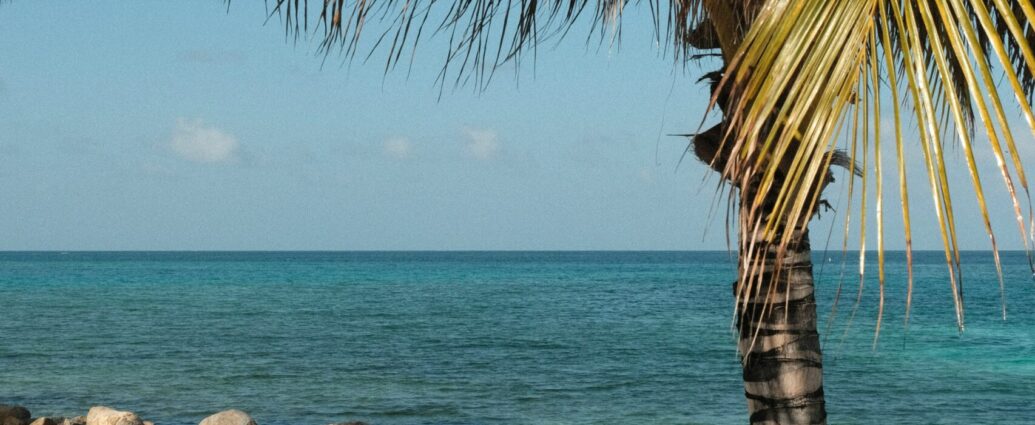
<box><xmin>29</xmin><ymin>418</ymin><xmax>56</xmax><ymax>425</ymax></box>
<box><xmin>0</xmin><ymin>405</ymin><xmax>30</xmax><ymax>424</ymax></box>
<box><xmin>48</xmin><ymin>417</ymin><xmax>84</xmax><ymax>425</ymax></box>
<box><xmin>58</xmin><ymin>417</ymin><xmax>86</xmax><ymax>425</ymax></box>
<box><xmin>85</xmin><ymin>407</ymin><xmax>143</xmax><ymax>425</ymax></box>
<box><xmin>198</xmin><ymin>410</ymin><xmax>256</xmax><ymax>425</ymax></box>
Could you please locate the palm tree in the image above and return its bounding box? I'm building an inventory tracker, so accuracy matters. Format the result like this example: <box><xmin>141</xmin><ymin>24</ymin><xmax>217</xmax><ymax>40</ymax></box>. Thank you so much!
<box><xmin>263</xmin><ymin>1</ymin><xmax>1035</xmax><ymax>423</ymax></box>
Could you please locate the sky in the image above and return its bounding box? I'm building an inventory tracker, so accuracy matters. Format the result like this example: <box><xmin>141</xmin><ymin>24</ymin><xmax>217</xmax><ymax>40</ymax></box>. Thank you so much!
<box><xmin>0</xmin><ymin>1</ymin><xmax>1030</xmax><ymax>251</ymax></box>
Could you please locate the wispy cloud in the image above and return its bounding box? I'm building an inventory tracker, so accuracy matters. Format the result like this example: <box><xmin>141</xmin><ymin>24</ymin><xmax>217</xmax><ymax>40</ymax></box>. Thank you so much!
<box><xmin>463</xmin><ymin>127</ymin><xmax>500</xmax><ymax>160</ymax></box>
<box><xmin>170</xmin><ymin>118</ymin><xmax>239</xmax><ymax>164</ymax></box>
<box><xmin>383</xmin><ymin>136</ymin><xmax>413</xmax><ymax>160</ymax></box>
<box><xmin>639</xmin><ymin>167</ymin><xmax>656</xmax><ymax>184</ymax></box>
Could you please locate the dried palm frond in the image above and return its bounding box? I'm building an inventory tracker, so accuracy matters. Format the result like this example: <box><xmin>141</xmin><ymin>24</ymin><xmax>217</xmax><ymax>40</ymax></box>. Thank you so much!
<box><xmin>258</xmin><ymin>0</ymin><xmax>712</xmax><ymax>88</ymax></box>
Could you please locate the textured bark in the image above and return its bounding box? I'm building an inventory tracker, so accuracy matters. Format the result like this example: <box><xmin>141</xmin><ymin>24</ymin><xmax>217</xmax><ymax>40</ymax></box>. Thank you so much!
<box><xmin>736</xmin><ymin>229</ymin><xmax>826</xmax><ymax>424</ymax></box>
<box><xmin>697</xmin><ymin>3</ymin><xmax>829</xmax><ymax>423</ymax></box>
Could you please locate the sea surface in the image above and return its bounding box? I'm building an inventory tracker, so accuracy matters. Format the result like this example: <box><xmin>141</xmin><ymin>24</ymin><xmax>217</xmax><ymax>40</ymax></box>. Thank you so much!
<box><xmin>1</xmin><ymin>251</ymin><xmax>1033</xmax><ymax>424</ymax></box>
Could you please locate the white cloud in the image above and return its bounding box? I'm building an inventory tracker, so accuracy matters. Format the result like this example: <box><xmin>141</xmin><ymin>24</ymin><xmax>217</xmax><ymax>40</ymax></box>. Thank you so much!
<box><xmin>463</xmin><ymin>127</ymin><xmax>500</xmax><ymax>160</ymax></box>
<box><xmin>170</xmin><ymin>118</ymin><xmax>239</xmax><ymax>164</ymax></box>
<box><xmin>639</xmin><ymin>167</ymin><xmax>655</xmax><ymax>184</ymax></box>
<box><xmin>383</xmin><ymin>136</ymin><xmax>413</xmax><ymax>160</ymax></box>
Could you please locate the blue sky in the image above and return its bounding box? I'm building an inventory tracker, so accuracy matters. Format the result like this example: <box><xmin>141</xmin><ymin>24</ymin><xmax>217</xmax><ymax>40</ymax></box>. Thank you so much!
<box><xmin>0</xmin><ymin>1</ymin><xmax>1028</xmax><ymax>250</ymax></box>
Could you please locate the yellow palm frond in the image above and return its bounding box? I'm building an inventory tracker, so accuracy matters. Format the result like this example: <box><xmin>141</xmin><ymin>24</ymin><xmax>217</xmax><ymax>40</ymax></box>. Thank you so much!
<box><xmin>718</xmin><ymin>0</ymin><xmax>1035</xmax><ymax>336</ymax></box>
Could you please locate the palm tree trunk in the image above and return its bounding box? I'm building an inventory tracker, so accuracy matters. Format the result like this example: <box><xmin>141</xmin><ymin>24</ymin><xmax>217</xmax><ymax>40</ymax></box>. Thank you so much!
<box><xmin>736</xmin><ymin>228</ymin><xmax>826</xmax><ymax>424</ymax></box>
<box><xmin>694</xmin><ymin>4</ymin><xmax>828</xmax><ymax>420</ymax></box>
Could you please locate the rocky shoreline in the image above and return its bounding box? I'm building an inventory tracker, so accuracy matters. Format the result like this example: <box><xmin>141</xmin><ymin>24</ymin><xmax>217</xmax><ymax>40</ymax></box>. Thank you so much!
<box><xmin>0</xmin><ymin>405</ymin><xmax>368</xmax><ymax>425</ymax></box>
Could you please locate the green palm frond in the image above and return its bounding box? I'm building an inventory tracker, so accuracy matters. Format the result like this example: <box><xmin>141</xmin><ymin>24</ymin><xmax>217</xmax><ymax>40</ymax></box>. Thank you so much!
<box><xmin>718</xmin><ymin>0</ymin><xmax>1035</xmax><ymax>337</ymax></box>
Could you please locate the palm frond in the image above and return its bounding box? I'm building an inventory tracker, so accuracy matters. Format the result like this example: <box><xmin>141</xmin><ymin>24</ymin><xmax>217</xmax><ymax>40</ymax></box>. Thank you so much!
<box><xmin>720</xmin><ymin>0</ymin><xmax>1035</xmax><ymax>337</ymax></box>
<box><xmin>260</xmin><ymin>0</ymin><xmax>714</xmax><ymax>87</ymax></box>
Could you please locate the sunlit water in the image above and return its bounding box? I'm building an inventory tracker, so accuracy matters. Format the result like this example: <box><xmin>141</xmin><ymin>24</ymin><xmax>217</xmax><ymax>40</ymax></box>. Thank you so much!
<box><xmin>1</xmin><ymin>251</ymin><xmax>1033</xmax><ymax>424</ymax></box>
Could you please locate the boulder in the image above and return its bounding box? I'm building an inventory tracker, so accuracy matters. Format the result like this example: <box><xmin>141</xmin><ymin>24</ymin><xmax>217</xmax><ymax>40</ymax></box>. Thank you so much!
<box><xmin>198</xmin><ymin>410</ymin><xmax>256</xmax><ymax>425</ymax></box>
<box><xmin>85</xmin><ymin>407</ymin><xmax>143</xmax><ymax>425</ymax></box>
<box><xmin>29</xmin><ymin>418</ymin><xmax>56</xmax><ymax>425</ymax></box>
<box><xmin>0</xmin><ymin>405</ymin><xmax>30</xmax><ymax>425</ymax></box>
<box><xmin>48</xmin><ymin>417</ymin><xmax>85</xmax><ymax>425</ymax></box>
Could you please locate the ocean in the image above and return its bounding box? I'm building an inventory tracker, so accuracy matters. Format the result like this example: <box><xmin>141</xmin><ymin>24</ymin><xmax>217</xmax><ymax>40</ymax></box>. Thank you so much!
<box><xmin>1</xmin><ymin>251</ymin><xmax>1033</xmax><ymax>424</ymax></box>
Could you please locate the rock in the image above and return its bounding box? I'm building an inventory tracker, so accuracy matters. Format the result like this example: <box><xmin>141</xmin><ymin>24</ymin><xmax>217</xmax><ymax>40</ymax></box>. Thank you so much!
<box><xmin>198</xmin><ymin>409</ymin><xmax>256</xmax><ymax>425</ymax></box>
<box><xmin>29</xmin><ymin>418</ymin><xmax>56</xmax><ymax>425</ymax></box>
<box><xmin>60</xmin><ymin>417</ymin><xmax>86</xmax><ymax>425</ymax></box>
<box><xmin>142</xmin><ymin>422</ymin><xmax>153</xmax><ymax>425</ymax></box>
<box><xmin>85</xmin><ymin>407</ymin><xmax>143</xmax><ymax>425</ymax></box>
<box><xmin>0</xmin><ymin>405</ymin><xmax>31</xmax><ymax>425</ymax></box>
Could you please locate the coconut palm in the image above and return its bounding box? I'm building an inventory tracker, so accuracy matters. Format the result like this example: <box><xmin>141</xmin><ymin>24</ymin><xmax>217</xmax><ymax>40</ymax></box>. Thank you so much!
<box><xmin>264</xmin><ymin>1</ymin><xmax>1035</xmax><ymax>423</ymax></box>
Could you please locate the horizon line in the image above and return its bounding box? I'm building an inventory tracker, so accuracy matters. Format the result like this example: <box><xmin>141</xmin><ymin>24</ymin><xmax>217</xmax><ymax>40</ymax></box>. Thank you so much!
<box><xmin>0</xmin><ymin>249</ymin><xmax>1028</xmax><ymax>253</ymax></box>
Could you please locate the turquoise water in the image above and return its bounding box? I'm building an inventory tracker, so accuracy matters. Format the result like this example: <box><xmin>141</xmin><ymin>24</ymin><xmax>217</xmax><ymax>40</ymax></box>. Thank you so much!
<box><xmin>1</xmin><ymin>251</ymin><xmax>1033</xmax><ymax>424</ymax></box>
